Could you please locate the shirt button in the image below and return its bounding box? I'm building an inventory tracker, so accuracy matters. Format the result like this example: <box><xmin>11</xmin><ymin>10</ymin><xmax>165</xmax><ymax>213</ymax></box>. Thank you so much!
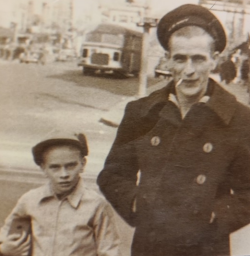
<box><xmin>203</xmin><ymin>142</ymin><xmax>213</xmax><ymax>153</ymax></box>
<box><xmin>196</xmin><ymin>174</ymin><xmax>206</xmax><ymax>185</ymax></box>
<box><xmin>151</xmin><ymin>136</ymin><xmax>161</xmax><ymax>146</ymax></box>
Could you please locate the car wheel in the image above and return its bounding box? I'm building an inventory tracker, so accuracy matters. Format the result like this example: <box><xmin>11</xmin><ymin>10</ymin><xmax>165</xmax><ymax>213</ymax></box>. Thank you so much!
<box><xmin>83</xmin><ymin>67</ymin><xmax>95</xmax><ymax>76</ymax></box>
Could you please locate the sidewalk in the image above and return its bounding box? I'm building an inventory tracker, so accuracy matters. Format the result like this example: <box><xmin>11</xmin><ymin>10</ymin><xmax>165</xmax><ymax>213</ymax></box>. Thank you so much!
<box><xmin>100</xmin><ymin>78</ymin><xmax>168</xmax><ymax>127</ymax></box>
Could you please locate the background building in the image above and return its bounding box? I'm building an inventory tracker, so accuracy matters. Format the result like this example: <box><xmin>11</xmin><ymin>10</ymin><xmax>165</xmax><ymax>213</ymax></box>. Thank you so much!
<box><xmin>200</xmin><ymin>0</ymin><xmax>250</xmax><ymax>46</ymax></box>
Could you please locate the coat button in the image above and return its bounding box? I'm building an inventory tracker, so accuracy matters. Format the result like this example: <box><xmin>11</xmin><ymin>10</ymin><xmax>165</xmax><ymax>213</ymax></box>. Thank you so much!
<box><xmin>151</xmin><ymin>136</ymin><xmax>161</xmax><ymax>146</ymax></box>
<box><xmin>196</xmin><ymin>174</ymin><xmax>206</xmax><ymax>185</ymax></box>
<box><xmin>203</xmin><ymin>142</ymin><xmax>213</xmax><ymax>153</ymax></box>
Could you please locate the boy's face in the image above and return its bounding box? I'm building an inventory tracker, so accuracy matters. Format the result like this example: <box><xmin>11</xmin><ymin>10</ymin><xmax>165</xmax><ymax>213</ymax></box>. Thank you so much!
<box><xmin>41</xmin><ymin>145</ymin><xmax>85</xmax><ymax>198</ymax></box>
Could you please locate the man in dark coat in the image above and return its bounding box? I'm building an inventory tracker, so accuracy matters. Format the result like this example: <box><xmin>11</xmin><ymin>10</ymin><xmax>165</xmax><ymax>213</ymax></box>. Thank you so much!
<box><xmin>219</xmin><ymin>56</ymin><xmax>237</xmax><ymax>84</ymax></box>
<box><xmin>97</xmin><ymin>4</ymin><xmax>250</xmax><ymax>256</ymax></box>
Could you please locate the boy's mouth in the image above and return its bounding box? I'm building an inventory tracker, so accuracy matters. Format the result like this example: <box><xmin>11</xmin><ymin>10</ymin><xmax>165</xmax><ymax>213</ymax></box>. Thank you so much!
<box><xmin>59</xmin><ymin>181</ymin><xmax>71</xmax><ymax>187</ymax></box>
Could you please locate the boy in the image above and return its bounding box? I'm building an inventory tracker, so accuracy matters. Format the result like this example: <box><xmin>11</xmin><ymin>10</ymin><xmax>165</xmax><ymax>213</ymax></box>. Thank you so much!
<box><xmin>0</xmin><ymin>133</ymin><xmax>120</xmax><ymax>256</ymax></box>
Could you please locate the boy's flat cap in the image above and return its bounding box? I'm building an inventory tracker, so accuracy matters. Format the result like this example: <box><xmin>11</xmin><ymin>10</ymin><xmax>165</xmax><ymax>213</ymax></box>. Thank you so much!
<box><xmin>157</xmin><ymin>4</ymin><xmax>226</xmax><ymax>53</ymax></box>
<box><xmin>32</xmin><ymin>132</ymin><xmax>88</xmax><ymax>166</ymax></box>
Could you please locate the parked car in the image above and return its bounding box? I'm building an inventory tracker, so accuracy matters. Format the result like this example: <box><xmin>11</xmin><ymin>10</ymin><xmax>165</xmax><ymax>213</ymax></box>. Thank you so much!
<box><xmin>19</xmin><ymin>45</ymin><xmax>45</xmax><ymax>64</ymax></box>
<box><xmin>56</xmin><ymin>48</ymin><xmax>75</xmax><ymax>61</ymax></box>
<box><xmin>154</xmin><ymin>56</ymin><xmax>172</xmax><ymax>78</ymax></box>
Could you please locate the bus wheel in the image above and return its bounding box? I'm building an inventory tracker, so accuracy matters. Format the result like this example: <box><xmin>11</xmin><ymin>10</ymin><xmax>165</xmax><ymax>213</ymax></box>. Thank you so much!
<box><xmin>83</xmin><ymin>67</ymin><xmax>95</xmax><ymax>76</ymax></box>
<box><xmin>132</xmin><ymin>71</ymin><xmax>139</xmax><ymax>77</ymax></box>
<box><xmin>114</xmin><ymin>70</ymin><xmax>129</xmax><ymax>78</ymax></box>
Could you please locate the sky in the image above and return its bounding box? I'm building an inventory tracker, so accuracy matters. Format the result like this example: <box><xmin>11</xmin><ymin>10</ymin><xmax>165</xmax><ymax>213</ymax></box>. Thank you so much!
<box><xmin>0</xmin><ymin>0</ymin><xmax>201</xmax><ymax>28</ymax></box>
<box><xmin>73</xmin><ymin>0</ymin><xmax>200</xmax><ymax>18</ymax></box>
<box><xmin>0</xmin><ymin>0</ymin><xmax>247</xmax><ymax>39</ymax></box>
<box><xmin>72</xmin><ymin>0</ymin><xmax>200</xmax><ymax>29</ymax></box>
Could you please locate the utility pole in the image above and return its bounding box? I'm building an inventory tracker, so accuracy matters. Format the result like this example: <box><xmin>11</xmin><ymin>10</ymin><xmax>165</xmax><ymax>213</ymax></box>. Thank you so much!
<box><xmin>69</xmin><ymin>0</ymin><xmax>73</xmax><ymax>32</ymax></box>
<box><xmin>242</xmin><ymin>0</ymin><xmax>247</xmax><ymax>40</ymax></box>
<box><xmin>27</xmin><ymin>0</ymin><xmax>34</xmax><ymax>32</ymax></box>
<box><xmin>137</xmin><ymin>0</ymin><xmax>157</xmax><ymax>97</ymax></box>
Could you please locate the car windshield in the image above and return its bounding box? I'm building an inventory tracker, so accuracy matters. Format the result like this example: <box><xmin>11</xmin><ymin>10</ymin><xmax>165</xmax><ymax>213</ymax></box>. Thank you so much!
<box><xmin>85</xmin><ymin>33</ymin><xmax>124</xmax><ymax>46</ymax></box>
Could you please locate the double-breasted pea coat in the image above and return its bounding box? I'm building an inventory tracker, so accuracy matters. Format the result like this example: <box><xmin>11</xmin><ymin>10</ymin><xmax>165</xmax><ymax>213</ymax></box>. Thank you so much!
<box><xmin>97</xmin><ymin>79</ymin><xmax>250</xmax><ymax>256</ymax></box>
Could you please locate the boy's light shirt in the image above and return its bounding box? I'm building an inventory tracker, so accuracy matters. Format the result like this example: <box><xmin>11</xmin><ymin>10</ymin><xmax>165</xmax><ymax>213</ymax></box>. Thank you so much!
<box><xmin>0</xmin><ymin>178</ymin><xmax>120</xmax><ymax>256</ymax></box>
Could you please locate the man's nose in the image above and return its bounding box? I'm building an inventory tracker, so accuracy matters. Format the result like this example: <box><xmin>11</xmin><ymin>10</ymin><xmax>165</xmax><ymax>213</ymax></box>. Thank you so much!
<box><xmin>184</xmin><ymin>59</ymin><xmax>195</xmax><ymax>76</ymax></box>
<box><xmin>60</xmin><ymin>167</ymin><xmax>69</xmax><ymax>178</ymax></box>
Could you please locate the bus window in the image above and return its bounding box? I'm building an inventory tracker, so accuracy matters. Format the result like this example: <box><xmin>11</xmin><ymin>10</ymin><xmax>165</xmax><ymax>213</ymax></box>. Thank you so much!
<box><xmin>102</xmin><ymin>34</ymin><xmax>124</xmax><ymax>46</ymax></box>
<box><xmin>83</xmin><ymin>49</ymin><xmax>88</xmax><ymax>57</ymax></box>
<box><xmin>113</xmin><ymin>52</ymin><xmax>119</xmax><ymax>61</ymax></box>
<box><xmin>86</xmin><ymin>32</ymin><xmax>124</xmax><ymax>46</ymax></box>
<box><xmin>134</xmin><ymin>37</ymin><xmax>142</xmax><ymax>50</ymax></box>
<box><xmin>86</xmin><ymin>33</ymin><xmax>102</xmax><ymax>43</ymax></box>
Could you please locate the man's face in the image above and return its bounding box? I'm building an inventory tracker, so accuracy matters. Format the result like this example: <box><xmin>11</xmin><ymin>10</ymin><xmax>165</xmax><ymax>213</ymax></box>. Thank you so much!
<box><xmin>41</xmin><ymin>145</ymin><xmax>85</xmax><ymax>197</ymax></box>
<box><xmin>168</xmin><ymin>31</ymin><xmax>217</xmax><ymax>99</ymax></box>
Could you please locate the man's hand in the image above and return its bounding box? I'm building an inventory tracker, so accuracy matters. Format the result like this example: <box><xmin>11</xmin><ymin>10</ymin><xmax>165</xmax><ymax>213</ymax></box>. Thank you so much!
<box><xmin>132</xmin><ymin>197</ymin><xmax>137</xmax><ymax>213</ymax></box>
<box><xmin>0</xmin><ymin>231</ymin><xmax>31</xmax><ymax>256</ymax></box>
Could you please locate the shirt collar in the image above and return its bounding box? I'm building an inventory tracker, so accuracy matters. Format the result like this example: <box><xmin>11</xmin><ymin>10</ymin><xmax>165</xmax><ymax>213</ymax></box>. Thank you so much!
<box><xmin>38</xmin><ymin>178</ymin><xmax>85</xmax><ymax>209</ymax></box>
<box><xmin>141</xmin><ymin>78</ymin><xmax>237</xmax><ymax>125</ymax></box>
<box><xmin>168</xmin><ymin>93</ymin><xmax>211</xmax><ymax>109</ymax></box>
<box><xmin>66</xmin><ymin>178</ymin><xmax>85</xmax><ymax>208</ymax></box>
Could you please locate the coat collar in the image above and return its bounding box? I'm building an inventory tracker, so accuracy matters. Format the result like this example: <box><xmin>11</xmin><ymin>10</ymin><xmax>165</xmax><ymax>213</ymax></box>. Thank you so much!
<box><xmin>38</xmin><ymin>178</ymin><xmax>85</xmax><ymax>209</ymax></box>
<box><xmin>141</xmin><ymin>78</ymin><xmax>237</xmax><ymax>125</ymax></box>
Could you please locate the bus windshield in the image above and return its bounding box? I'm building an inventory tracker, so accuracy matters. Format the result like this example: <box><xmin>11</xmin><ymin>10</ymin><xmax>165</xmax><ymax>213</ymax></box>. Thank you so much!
<box><xmin>85</xmin><ymin>33</ymin><xmax>124</xmax><ymax>46</ymax></box>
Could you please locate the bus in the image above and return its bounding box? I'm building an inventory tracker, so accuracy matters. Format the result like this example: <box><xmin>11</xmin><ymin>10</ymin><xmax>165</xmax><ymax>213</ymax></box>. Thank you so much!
<box><xmin>78</xmin><ymin>24</ymin><xmax>142</xmax><ymax>77</ymax></box>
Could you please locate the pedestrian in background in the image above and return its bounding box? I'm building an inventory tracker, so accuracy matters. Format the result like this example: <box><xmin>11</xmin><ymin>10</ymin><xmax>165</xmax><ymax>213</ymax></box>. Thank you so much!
<box><xmin>98</xmin><ymin>4</ymin><xmax>250</xmax><ymax>256</ymax></box>
<box><xmin>241</xmin><ymin>58</ymin><xmax>249</xmax><ymax>86</ymax></box>
<box><xmin>0</xmin><ymin>132</ymin><xmax>120</xmax><ymax>256</ymax></box>
<box><xmin>219</xmin><ymin>54</ymin><xmax>237</xmax><ymax>84</ymax></box>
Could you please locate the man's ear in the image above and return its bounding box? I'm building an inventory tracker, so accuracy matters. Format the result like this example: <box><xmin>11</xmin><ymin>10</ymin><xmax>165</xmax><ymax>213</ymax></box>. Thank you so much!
<box><xmin>165</xmin><ymin>51</ymin><xmax>170</xmax><ymax>60</ymax></box>
<box><xmin>211</xmin><ymin>51</ymin><xmax>219</xmax><ymax>70</ymax></box>
<box><xmin>40</xmin><ymin>163</ymin><xmax>48</xmax><ymax>177</ymax></box>
<box><xmin>82</xmin><ymin>157</ymin><xmax>87</xmax><ymax>166</ymax></box>
<box><xmin>164</xmin><ymin>51</ymin><xmax>174</xmax><ymax>70</ymax></box>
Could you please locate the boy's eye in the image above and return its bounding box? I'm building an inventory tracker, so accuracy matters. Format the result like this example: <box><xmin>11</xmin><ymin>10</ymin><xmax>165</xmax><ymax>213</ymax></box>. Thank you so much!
<box><xmin>65</xmin><ymin>162</ymin><xmax>78</xmax><ymax>169</ymax></box>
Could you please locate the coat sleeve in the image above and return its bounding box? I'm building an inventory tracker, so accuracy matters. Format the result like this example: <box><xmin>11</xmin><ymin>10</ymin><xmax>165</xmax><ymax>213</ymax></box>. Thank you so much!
<box><xmin>97</xmin><ymin>101</ymin><xmax>141</xmax><ymax>227</ymax></box>
<box><xmin>214</xmin><ymin>131</ymin><xmax>250</xmax><ymax>236</ymax></box>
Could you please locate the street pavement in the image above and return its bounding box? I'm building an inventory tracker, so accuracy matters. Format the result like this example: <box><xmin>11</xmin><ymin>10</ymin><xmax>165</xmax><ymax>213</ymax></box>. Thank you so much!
<box><xmin>0</xmin><ymin>60</ymin><xmax>165</xmax><ymax>178</ymax></box>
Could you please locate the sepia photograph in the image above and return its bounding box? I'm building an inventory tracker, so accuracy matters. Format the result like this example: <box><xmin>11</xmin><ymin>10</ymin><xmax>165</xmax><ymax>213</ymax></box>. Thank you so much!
<box><xmin>0</xmin><ymin>0</ymin><xmax>250</xmax><ymax>255</ymax></box>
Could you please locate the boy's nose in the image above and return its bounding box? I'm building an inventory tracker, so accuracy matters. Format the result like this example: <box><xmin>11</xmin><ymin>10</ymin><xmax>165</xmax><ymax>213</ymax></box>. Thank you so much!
<box><xmin>60</xmin><ymin>168</ymin><xmax>69</xmax><ymax>178</ymax></box>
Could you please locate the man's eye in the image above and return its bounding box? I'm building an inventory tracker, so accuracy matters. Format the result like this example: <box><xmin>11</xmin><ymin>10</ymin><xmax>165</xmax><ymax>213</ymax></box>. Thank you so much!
<box><xmin>173</xmin><ymin>56</ymin><xmax>186</xmax><ymax>63</ymax></box>
<box><xmin>192</xmin><ymin>56</ymin><xmax>206</xmax><ymax>62</ymax></box>
<box><xmin>49</xmin><ymin>165</ymin><xmax>60</xmax><ymax>170</ymax></box>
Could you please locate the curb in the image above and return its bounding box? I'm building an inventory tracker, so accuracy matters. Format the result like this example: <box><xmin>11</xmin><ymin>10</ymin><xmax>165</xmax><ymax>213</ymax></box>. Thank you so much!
<box><xmin>100</xmin><ymin>79</ymin><xmax>168</xmax><ymax>127</ymax></box>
